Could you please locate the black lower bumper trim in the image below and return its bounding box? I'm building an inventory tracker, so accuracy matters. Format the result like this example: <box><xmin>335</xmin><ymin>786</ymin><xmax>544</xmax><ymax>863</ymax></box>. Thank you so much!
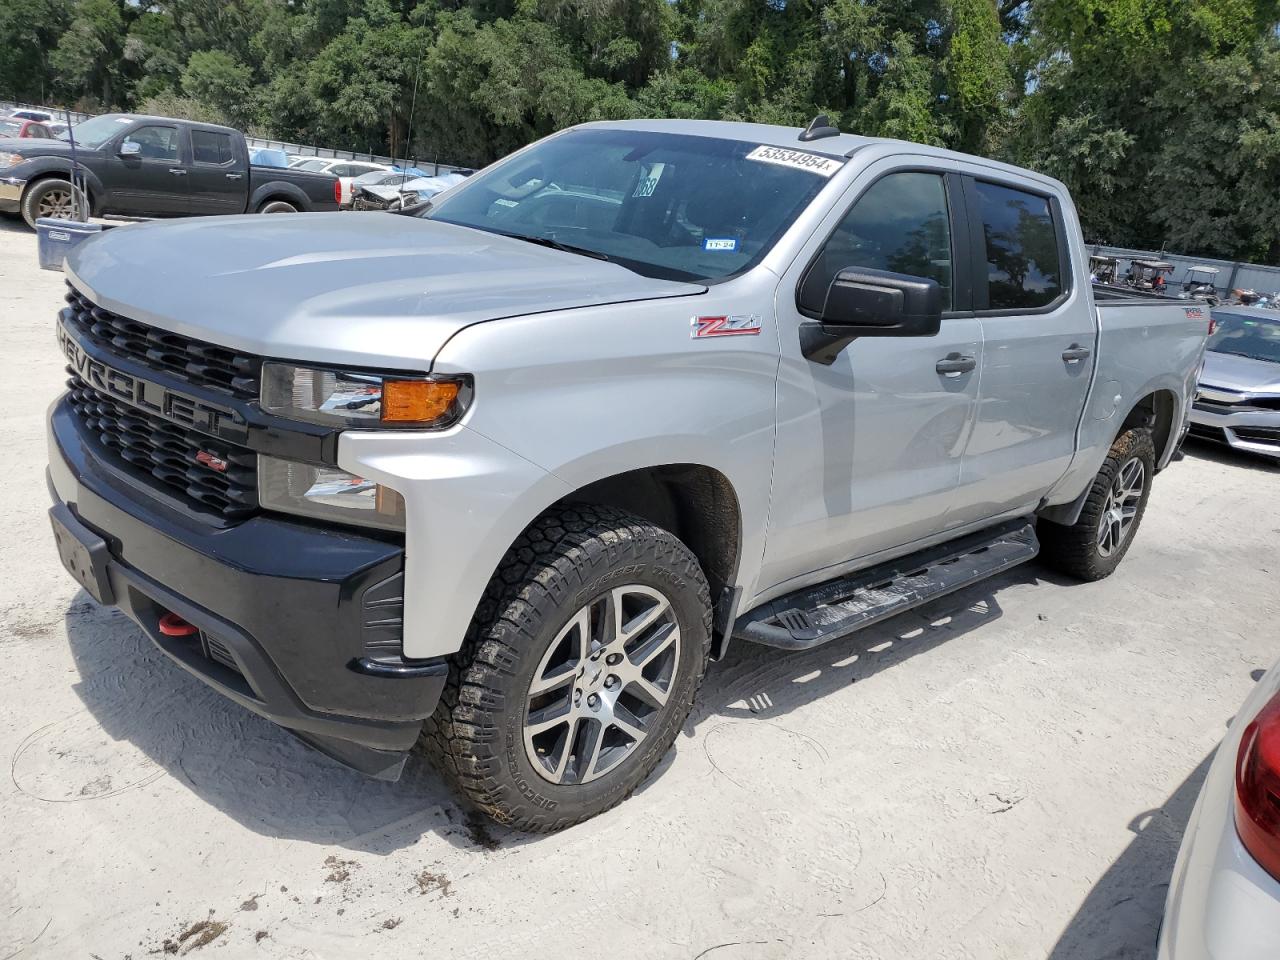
<box><xmin>48</xmin><ymin>398</ymin><xmax>449</xmax><ymax>779</ymax></box>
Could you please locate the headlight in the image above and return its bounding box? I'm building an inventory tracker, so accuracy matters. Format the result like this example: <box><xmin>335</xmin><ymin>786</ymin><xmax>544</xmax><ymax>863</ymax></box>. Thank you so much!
<box><xmin>0</xmin><ymin>152</ymin><xmax>25</xmax><ymax>167</ymax></box>
<box><xmin>258</xmin><ymin>455</ymin><xmax>406</xmax><ymax>532</ymax></box>
<box><xmin>260</xmin><ymin>363</ymin><xmax>470</xmax><ymax>429</ymax></box>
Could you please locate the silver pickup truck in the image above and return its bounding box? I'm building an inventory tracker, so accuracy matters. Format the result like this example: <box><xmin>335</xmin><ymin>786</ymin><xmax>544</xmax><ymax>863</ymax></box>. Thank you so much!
<box><xmin>45</xmin><ymin>117</ymin><xmax>1207</xmax><ymax>831</ymax></box>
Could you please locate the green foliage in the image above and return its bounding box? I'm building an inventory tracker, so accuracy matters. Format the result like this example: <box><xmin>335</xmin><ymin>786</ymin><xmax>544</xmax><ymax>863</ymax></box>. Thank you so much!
<box><xmin>3</xmin><ymin>0</ymin><xmax>1279</xmax><ymax>262</ymax></box>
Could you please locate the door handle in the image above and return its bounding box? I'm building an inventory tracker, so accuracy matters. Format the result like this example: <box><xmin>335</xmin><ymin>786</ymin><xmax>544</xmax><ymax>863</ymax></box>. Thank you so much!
<box><xmin>168</xmin><ymin>168</ymin><xmax>187</xmax><ymax>176</ymax></box>
<box><xmin>1061</xmin><ymin>344</ymin><xmax>1092</xmax><ymax>363</ymax></box>
<box><xmin>936</xmin><ymin>353</ymin><xmax>977</xmax><ymax>377</ymax></box>
<box><xmin>226</xmin><ymin>173</ymin><xmax>243</xmax><ymax>180</ymax></box>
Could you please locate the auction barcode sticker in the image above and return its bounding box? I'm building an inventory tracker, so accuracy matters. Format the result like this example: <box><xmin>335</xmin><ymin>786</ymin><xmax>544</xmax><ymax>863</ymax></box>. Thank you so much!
<box><xmin>745</xmin><ymin>145</ymin><xmax>843</xmax><ymax>177</ymax></box>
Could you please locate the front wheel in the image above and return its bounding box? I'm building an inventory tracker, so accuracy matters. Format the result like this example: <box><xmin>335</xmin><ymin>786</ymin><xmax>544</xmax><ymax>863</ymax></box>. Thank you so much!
<box><xmin>422</xmin><ymin>504</ymin><xmax>712</xmax><ymax>832</ymax></box>
<box><xmin>1038</xmin><ymin>426</ymin><xmax>1156</xmax><ymax>581</ymax></box>
<box><xmin>21</xmin><ymin>178</ymin><xmax>87</xmax><ymax>228</ymax></box>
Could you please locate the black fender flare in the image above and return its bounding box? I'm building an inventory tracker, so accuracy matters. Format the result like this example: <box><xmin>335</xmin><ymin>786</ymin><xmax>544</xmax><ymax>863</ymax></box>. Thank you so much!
<box><xmin>248</xmin><ymin>179</ymin><xmax>313</xmax><ymax>213</ymax></box>
<box><xmin>14</xmin><ymin>157</ymin><xmax>104</xmax><ymax>214</ymax></box>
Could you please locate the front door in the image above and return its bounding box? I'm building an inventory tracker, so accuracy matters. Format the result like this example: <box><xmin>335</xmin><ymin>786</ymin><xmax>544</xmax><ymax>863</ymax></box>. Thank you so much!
<box><xmin>104</xmin><ymin>124</ymin><xmax>189</xmax><ymax>217</ymax></box>
<box><xmin>760</xmin><ymin>164</ymin><xmax>984</xmax><ymax>593</ymax></box>
<box><xmin>946</xmin><ymin>175</ymin><xmax>1096</xmax><ymax>526</ymax></box>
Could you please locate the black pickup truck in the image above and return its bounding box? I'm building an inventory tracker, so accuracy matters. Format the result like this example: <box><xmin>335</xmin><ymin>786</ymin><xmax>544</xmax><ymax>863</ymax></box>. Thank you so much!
<box><xmin>0</xmin><ymin>113</ymin><xmax>340</xmax><ymax>227</ymax></box>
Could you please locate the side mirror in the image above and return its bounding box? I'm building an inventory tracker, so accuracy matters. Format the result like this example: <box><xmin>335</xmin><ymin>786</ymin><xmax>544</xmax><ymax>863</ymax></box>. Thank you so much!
<box><xmin>118</xmin><ymin>140</ymin><xmax>141</xmax><ymax>158</ymax></box>
<box><xmin>800</xmin><ymin>267</ymin><xmax>943</xmax><ymax>365</ymax></box>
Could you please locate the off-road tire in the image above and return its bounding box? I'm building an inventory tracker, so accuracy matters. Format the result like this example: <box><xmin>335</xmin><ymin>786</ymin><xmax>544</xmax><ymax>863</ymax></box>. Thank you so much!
<box><xmin>1038</xmin><ymin>426</ymin><xmax>1156</xmax><ymax>581</ymax></box>
<box><xmin>21</xmin><ymin>178</ymin><xmax>86</xmax><ymax>229</ymax></box>
<box><xmin>421</xmin><ymin>504</ymin><xmax>712</xmax><ymax>833</ymax></box>
<box><xmin>257</xmin><ymin>199</ymin><xmax>297</xmax><ymax>214</ymax></box>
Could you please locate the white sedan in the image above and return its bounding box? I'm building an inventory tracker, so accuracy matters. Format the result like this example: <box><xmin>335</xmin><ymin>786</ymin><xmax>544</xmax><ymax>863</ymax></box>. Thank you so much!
<box><xmin>292</xmin><ymin>158</ymin><xmax>392</xmax><ymax>207</ymax></box>
<box><xmin>1159</xmin><ymin>657</ymin><xmax>1280</xmax><ymax>958</ymax></box>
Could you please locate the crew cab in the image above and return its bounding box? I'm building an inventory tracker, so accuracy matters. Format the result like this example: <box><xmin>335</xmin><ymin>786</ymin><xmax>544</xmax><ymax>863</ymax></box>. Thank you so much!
<box><xmin>44</xmin><ymin>118</ymin><xmax>1208</xmax><ymax>831</ymax></box>
<box><xmin>1</xmin><ymin>113</ymin><xmax>339</xmax><ymax>227</ymax></box>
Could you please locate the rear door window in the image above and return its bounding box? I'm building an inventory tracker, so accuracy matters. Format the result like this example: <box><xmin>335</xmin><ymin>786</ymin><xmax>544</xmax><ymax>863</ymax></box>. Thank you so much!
<box><xmin>971</xmin><ymin>181</ymin><xmax>1064</xmax><ymax>310</ymax></box>
<box><xmin>192</xmin><ymin>130</ymin><xmax>234</xmax><ymax>165</ymax></box>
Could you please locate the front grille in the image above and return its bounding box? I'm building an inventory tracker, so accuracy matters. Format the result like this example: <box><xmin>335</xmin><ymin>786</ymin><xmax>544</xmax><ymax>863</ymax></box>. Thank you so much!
<box><xmin>1233</xmin><ymin>426</ymin><xmax>1280</xmax><ymax>445</ymax></box>
<box><xmin>67</xmin><ymin>373</ymin><xmax>258</xmax><ymax>520</ymax></box>
<box><xmin>63</xmin><ymin>282</ymin><xmax>261</xmax><ymax>400</ymax></box>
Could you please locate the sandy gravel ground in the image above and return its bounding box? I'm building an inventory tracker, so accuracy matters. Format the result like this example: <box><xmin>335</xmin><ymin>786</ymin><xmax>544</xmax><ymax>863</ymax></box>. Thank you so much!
<box><xmin>1</xmin><ymin>215</ymin><xmax>1278</xmax><ymax>960</ymax></box>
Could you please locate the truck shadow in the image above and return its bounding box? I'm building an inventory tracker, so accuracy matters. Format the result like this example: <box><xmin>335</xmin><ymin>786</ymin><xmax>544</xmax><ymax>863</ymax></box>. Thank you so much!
<box><xmin>1045</xmin><ymin>752</ymin><xmax>1213</xmax><ymax>959</ymax></box>
<box><xmin>60</xmin><ymin>602</ymin><xmax>517</xmax><ymax>856</ymax></box>
<box><xmin>1181</xmin><ymin>436</ymin><xmax>1280</xmax><ymax>473</ymax></box>
<box><xmin>60</xmin><ymin>560</ymin><xmax>1075</xmax><ymax>854</ymax></box>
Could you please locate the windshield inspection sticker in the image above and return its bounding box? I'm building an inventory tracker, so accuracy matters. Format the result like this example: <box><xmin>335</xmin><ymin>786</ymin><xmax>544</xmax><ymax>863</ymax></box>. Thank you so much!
<box><xmin>692</xmin><ymin>314</ymin><xmax>762</xmax><ymax>338</ymax></box>
<box><xmin>703</xmin><ymin>237</ymin><xmax>737</xmax><ymax>252</ymax></box>
<box><xmin>745</xmin><ymin>145</ymin><xmax>843</xmax><ymax>177</ymax></box>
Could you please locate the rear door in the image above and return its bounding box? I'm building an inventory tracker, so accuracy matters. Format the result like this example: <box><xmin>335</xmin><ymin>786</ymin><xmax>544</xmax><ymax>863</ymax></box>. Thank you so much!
<box><xmin>946</xmin><ymin>172</ymin><xmax>1096</xmax><ymax>526</ymax></box>
<box><xmin>186</xmin><ymin>127</ymin><xmax>246</xmax><ymax>215</ymax></box>
<box><xmin>104</xmin><ymin>122</ymin><xmax>190</xmax><ymax>216</ymax></box>
<box><xmin>761</xmin><ymin>160</ymin><xmax>986</xmax><ymax>590</ymax></box>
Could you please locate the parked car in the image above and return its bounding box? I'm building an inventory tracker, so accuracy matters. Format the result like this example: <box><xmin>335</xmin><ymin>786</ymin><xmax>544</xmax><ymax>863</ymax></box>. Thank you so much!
<box><xmin>1187</xmin><ymin>307</ymin><xmax>1280</xmax><ymax>459</ymax></box>
<box><xmin>396</xmin><ymin>172</ymin><xmax>467</xmax><ymax>208</ymax></box>
<box><xmin>0</xmin><ymin>113</ymin><xmax>340</xmax><ymax>227</ymax></box>
<box><xmin>291</xmin><ymin>157</ymin><xmax>392</xmax><ymax>207</ymax></box>
<box><xmin>45</xmin><ymin>117</ymin><xmax>1207</xmax><ymax>831</ymax></box>
<box><xmin>1158</xmin><ymin>655</ymin><xmax>1280</xmax><ymax>959</ymax></box>
<box><xmin>0</xmin><ymin>116</ymin><xmax>55</xmax><ymax>139</ymax></box>
<box><xmin>8</xmin><ymin>108</ymin><xmax>54</xmax><ymax>123</ymax></box>
<box><xmin>349</xmin><ymin>170</ymin><xmax>426</xmax><ymax>210</ymax></box>
<box><xmin>248</xmin><ymin>147</ymin><xmax>290</xmax><ymax>168</ymax></box>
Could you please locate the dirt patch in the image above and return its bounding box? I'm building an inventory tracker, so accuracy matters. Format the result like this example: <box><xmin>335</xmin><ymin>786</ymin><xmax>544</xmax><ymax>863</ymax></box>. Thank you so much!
<box><xmin>254</xmin><ymin>930</ymin><xmax>268</xmax><ymax>943</ymax></box>
<box><xmin>381</xmin><ymin>917</ymin><xmax>402</xmax><ymax>930</ymax></box>
<box><xmin>324</xmin><ymin>855</ymin><xmax>357</xmax><ymax>883</ymax></box>
<box><xmin>464</xmin><ymin>811</ymin><xmax>500</xmax><ymax>851</ymax></box>
<box><xmin>162</xmin><ymin>919</ymin><xmax>228</xmax><ymax>954</ymax></box>
<box><xmin>239</xmin><ymin>894</ymin><xmax>259</xmax><ymax>912</ymax></box>
<box><xmin>414</xmin><ymin>870</ymin><xmax>453</xmax><ymax>897</ymax></box>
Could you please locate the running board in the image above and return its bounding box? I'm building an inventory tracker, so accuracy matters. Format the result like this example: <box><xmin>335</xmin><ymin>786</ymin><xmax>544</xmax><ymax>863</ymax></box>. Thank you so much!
<box><xmin>734</xmin><ymin>519</ymin><xmax>1039</xmax><ymax>651</ymax></box>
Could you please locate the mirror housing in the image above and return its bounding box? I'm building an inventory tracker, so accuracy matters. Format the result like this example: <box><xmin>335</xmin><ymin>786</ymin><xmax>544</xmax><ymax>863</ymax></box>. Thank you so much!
<box><xmin>800</xmin><ymin>267</ymin><xmax>943</xmax><ymax>365</ymax></box>
<box><xmin>118</xmin><ymin>140</ymin><xmax>141</xmax><ymax>158</ymax></box>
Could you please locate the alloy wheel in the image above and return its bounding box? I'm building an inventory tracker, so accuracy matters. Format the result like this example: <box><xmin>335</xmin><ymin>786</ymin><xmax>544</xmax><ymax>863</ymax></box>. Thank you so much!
<box><xmin>524</xmin><ymin>584</ymin><xmax>681</xmax><ymax>785</ymax></box>
<box><xmin>37</xmin><ymin>188</ymin><xmax>74</xmax><ymax>219</ymax></box>
<box><xmin>1097</xmin><ymin>456</ymin><xmax>1145</xmax><ymax>557</ymax></box>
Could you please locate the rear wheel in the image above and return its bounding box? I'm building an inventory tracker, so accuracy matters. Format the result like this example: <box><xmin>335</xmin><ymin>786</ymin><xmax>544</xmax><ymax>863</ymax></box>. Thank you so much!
<box><xmin>422</xmin><ymin>504</ymin><xmax>711</xmax><ymax>832</ymax></box>
<box><xmin>21</xmin><ymin>178</ymin><xmax>86</xmax><ymax>228</ymax></box>
<box><xmin>1038</xmin><ymin>426</ymin><xmax>1156</xmax><ymax>581</ymax></box>
<box><xmin>257</xmin><ymin>199</ymin><xmax>297</xmax><ymax>214</ymax></box>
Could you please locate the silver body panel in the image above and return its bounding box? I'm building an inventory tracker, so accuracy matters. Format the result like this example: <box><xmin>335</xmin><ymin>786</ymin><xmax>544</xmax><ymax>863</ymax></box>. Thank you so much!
<box><xmin>62</xmin><ymin>121</ymin><xmax>1206</xmax><ymax>659</ymax></box>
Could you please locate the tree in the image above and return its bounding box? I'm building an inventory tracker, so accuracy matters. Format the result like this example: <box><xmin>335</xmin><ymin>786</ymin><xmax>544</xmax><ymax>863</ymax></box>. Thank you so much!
<box><xmin>182</xmin><ymin>49</ymin><xmax>255</xmax><ymax>126</ymax></box>
<box><xmin>50</xmin><ymin>0</ymin><xmax>127</xmax><ymax>107</ymax></box>
<box><xmin>0</xmin><ymin>0</ymin><xmax>74</xmax><ymax>103</ymax></box>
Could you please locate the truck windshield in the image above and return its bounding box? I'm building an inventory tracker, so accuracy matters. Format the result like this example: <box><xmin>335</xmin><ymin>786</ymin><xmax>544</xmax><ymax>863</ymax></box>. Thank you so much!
<box><xmin>1208</xmin><ymin>312</ymin><xmax>1280</xmax><ymax>363</ymax></box>
<box><xmin>425</xmin><ymin>129</ymin><xmax>840</xmax><ymax>282</ymax></box>
<box><xmin>63</xmin><ymin>114</ymin><xmax>133</xmax><ymax>149</ymax></box>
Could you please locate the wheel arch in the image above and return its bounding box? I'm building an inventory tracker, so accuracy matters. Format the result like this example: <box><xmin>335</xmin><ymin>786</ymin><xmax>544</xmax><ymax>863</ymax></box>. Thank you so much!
<box><xmin>560</xmin><ymin>464</ymin><xmax>743</xmax><ymax>657</ymax></box>
<box><xmin>22</xmin><ymin>167</ymin><xmax>100</xmax><ymax>216</ymax></box>
<box><xmin>1119</xmin><ymin>388</ymin><xmax>1179</xmax><ymax>470</ymax></box>
<box><xmin>249</xmin><ymin>180</ymin><xmax>309</xmax><ymax>212</ymax></box>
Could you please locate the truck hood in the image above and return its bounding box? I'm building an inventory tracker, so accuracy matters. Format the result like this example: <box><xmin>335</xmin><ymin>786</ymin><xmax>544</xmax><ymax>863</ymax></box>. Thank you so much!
<box><xmin>65</xmin><ymin>213</ymin><xmax>706</xmax><ymax>370</ymax></box>
<box><xmin>0</xmin><ymin>137</ymin><xmax>86</xmax><ymax>158</ymax></box>
<box><xmin>1200</xmin><ymin>350</ymin><xmax>1280</xmax><ymax>395</ymax></box>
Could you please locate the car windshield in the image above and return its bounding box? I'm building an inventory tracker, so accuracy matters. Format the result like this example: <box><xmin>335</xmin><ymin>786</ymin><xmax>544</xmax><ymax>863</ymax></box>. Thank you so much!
<box><xmin>425</xmin><ymin>128</ymin><xmax>839</xmax><ymax>282</ymax></box>
<box><xmin>0</xmin><ymin>118</ymin><xmax>23</xmax><ymax>136</ymax></box>
<box><xmin>1208</xmin><ymin>312</ymin><xmax>1280</xmax><ymax>363</ymax></box>
<box><xmin>64</xmin><ymin>114</ymin><xmax>133</xmax><ymax>149</ymax></box>
<box><xmin>296</xmin><ymin>158</ymin><xmax>328</xmax><ymax>171</ymax></box>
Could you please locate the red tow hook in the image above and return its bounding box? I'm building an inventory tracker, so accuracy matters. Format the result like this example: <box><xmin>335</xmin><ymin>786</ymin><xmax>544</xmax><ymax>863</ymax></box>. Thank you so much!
<box><xmin>158</xmin><ymin>611</ymin><xmax>199</xmax><ymax>637</ymax></box>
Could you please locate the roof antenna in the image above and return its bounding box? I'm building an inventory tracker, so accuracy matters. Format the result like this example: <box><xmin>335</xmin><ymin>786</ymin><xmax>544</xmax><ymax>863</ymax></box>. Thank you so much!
<box><xmin>799</xmin><ymin>114</ymin><xmax>841</xmax><ymax>142</ymax></box>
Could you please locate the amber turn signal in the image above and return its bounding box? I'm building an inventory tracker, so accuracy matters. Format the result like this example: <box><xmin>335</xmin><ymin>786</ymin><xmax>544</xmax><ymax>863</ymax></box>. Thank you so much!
<box><xmin>380</xmin><ymin>379</ymin><xmax>460</xmax><ymax>424</ymax></box>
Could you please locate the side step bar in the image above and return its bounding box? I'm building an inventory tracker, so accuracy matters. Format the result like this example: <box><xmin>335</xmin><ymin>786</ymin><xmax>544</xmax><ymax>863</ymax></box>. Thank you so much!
<box><xmin>734</xmin><ymin>519</ymin><xmax>1039</xmax><ymax>651</ymax></box>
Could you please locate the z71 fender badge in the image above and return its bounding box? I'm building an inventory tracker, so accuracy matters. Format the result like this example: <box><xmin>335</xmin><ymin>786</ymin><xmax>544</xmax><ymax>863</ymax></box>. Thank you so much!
<box><xmin>692</xmin><ymin>314</ymin><xmax>762</xmax><ymax>338</ymax></box>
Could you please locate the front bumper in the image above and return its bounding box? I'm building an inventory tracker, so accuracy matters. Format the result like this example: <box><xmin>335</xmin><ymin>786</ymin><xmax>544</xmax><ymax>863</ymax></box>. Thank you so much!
<box><xmin>48</xmin><ymin>399</ymin><xmax>448</xmax><ymax>780</ymax></box>
<box><xmin>1189</xmin><ymin>395</ymin><xmax>1280</xmax><ymax>459</ymax></box>
<box><xmin>0</xmin><ymin>175</ymin><xmax>25</xmax><ymax>212</ymax></box>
